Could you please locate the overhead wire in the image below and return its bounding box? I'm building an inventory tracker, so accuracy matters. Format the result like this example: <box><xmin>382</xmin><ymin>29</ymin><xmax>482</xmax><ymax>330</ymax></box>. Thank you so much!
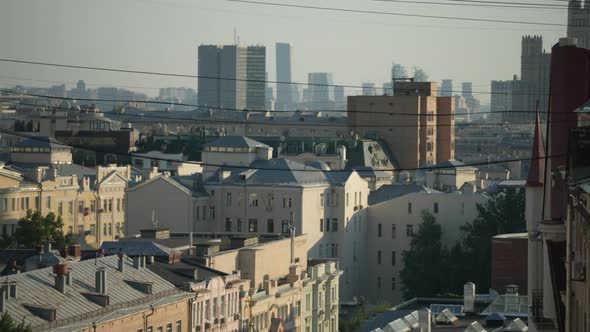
<box><xmin>0</xmin><ymin>128</ymin><xmax>565</xmax><ymax>173</ymax></box>
<box><xmin>0</xmin><ymin>59</ymin><xmax>555</xmax><ymax>96</ymax></box>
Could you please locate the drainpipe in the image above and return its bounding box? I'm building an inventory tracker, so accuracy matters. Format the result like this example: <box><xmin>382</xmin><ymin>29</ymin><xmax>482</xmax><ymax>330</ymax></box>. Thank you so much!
<box><xmin>565</xmin><ymin>195</ymin><xmax>574</xmax><ymax>332</ymax></box>
<box><xmin>144</xmin><ymin>304</ymin><xmax>155</xmax><ymax>332</ymax></box>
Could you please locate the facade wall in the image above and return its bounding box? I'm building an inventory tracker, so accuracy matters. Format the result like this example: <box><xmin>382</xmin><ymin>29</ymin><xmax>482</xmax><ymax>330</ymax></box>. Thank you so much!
<box><xmin>364</xmin><ymin>192</ymin><xmax>487</xmax><ymax>304</ymax></box>
<box><xmin>436</xmin><ymin>97</ymin><xmax>455</xmax><ymax>161</ymax></box>
<box><xmin>491</xmin><ymin>236</ymin><xmax>528</xmax><ymax>294</ymax></box>
<box><xmin>78</xmin><ymin>298</ymin><xmax>191</xmax><ymax>332</ymax></box>
<box><xmin>0</xmin><ymin>166</ymin><xmax>128</xmax><ymax>246</ymax></box>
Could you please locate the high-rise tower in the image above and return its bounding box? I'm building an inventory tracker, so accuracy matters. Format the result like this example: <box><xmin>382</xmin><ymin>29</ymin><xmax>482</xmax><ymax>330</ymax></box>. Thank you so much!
<box><xmin>275</xmin><ymin>42</ymin><xmax>293</xmax><ymax>112</ymax></box>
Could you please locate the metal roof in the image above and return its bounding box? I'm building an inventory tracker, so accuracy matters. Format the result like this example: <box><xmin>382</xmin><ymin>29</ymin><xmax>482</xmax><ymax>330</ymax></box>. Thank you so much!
<box><xmin>14</xmin><ymin>136</ymin><xmax>71</xmax><ymax>150</ymax></box>
<box><xmin>203</xmin><ymin>136</ymin><xmax>269</xmax><ymax>149</ymax></box>
<box><xmin>2</xmin><ymin>255</ymin><xmax>185</xmax><ymax>329</ymax></box>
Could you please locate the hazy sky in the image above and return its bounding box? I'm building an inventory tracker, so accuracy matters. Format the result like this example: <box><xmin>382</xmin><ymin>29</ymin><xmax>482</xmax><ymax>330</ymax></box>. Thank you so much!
<box><xmin>0</xmin><ymin>0</ymin><xmax>566</xmax><ymax>104</ymax></box>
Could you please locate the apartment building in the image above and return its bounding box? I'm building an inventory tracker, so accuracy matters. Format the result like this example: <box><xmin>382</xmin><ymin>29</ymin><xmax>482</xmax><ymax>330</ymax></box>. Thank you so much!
<box><xmin>0</xmin><ymin>162</ymin><xmax>130</xmax><ymax>246</ymax></box>
<box><xmin>365</xmin><ymin>189</ymin><xmax>487</xmax><ymax>304</ymax></box>
<box><xmin>0</xmin><ymin>255</ymin><xmax>193</xmax><ymax>332</ymax></box>
<box><xmin>348</xmin><ymin>81</ymin><xmax>455</xmax><ymax>170</ymax></box>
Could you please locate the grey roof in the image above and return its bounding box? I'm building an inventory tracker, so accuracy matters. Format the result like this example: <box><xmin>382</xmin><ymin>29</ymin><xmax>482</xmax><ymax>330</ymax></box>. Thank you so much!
<box><xmin>203</xmin><ymin>136</ymin><xmax>269</xmax><ymax>149</ymax></box>
<box><xmin>99</xmin><ymin>241</ymin><xmax>180</xmax><ymax>257</ymax></box>
<box><xmin>146</xmin><ymin>258</ymin><xmax>226</xmax><ymax>287</ymax></box>
<box><xmin>3</xmin><ymin>255</ymin><xmax>185</xmax><ymax>329</ymax></box>
<box><xmin>575</xmin><ymin>98</ymin><xmax>590</xmax><ymax>113</ymax></box>
<box><xmin>359</xmin><ymin>309</ymin><xmax>415</xmax><ymax>332</ymax></box>
<box><xmin>215</xmin><ymin>158</ymin><xmax>353</xmax><ymax>186</ymax></box>
<box><xmin>369</xmin><ymin>184</ymin><xmax>441</xmax><ymax>205</ymax></box>
<box><xmin>14</xmin><ymin>136</ymin><xmax>71</xmax><ymax>150</ymax></box>
<box><xmin>428</xmin><ymin>159</ymin><xmax>478</xmax><ymax>171</ymax></box>
<box><xmin>354</xmin><ymin>167</ymin><xmax>393</xmax><ymax>179</ymax></box>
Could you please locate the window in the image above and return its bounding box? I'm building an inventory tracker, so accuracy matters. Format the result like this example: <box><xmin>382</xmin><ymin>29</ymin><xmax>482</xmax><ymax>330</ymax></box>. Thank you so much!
<box><xmin>90</xmin><ymin>200</ymin><xmax>96</xmax><ymax>212</ymax></box>
<box><xmin>331</xmin><ymin>244</ymin><xmax>338</xmax><ymax>257</ymax></box>
<box><xmin>68</xmin><ymin>226</ymin><xmax>73</xmax><ymax>234</ymax></box>
<box><xmin>249</xmin><ymin>193</ymin><xmax>258</xmax><ymax>207</ymax></box>
<box><xmin>166</xmin><ymin>323</ymin><xmax>172</xmax><ymax>332</ymax></box>
<box><xmin>320</xmin><ymin>193</ymin><xmax>324</xmax><ymax>207</ymax></box>
<box><xmin>221</xmin><ymin>295</ymin><xmax>226</xmax><ymax>316</ymax></box>
<box><xmin>68</xmin><ymin>201</ymin><xmax>73</xmax><ymax>215</ymax></box>
<box><xmin>77</xmin><ymin>225</ymin><xmax>84</xmax><ymax>235</ymax></box>
<box><xmin>103</xmin><ymin>223</ymin><xmax>107</xmax><ymax>236</ymax></box>
<box><xmin>408</xmin><ymin>202</ymin><xmax>412</xmax><ymax>214</ymax></box>
<box><xmin>392</xmin><ymin>224</ymin><xmax>396</xmax><ymax>239</ymax></box>
<box><xmin>117</xmin><ymin>199</ymin><xmax>121</xmax><ymax>211</ymax></box>
<box><xmin>406</xmin><ymin>224</ymin><xmax>413</xmax><ymax>237</ymax></box>
<box><xmin>267</xmin><ymin>219</ymin><xmax>274</xmax><ymax>233</ymax></box>
<box><xmin>434</xmin><ymin>202</ymin><xmax>439</xmax><ymax>213</ymax></box>
<box><xmin>90</xmin><ymin>224</ymin><xmax>96</xmax><ymax>236</ymax></box>
<box><xmin>288</xmin><ymin>197</ymin><xmax>292</xmax><ymax>208</ymax></box>
<box><xmin>157</xmin><ymin>327</ymin><xmax>163</xmax><ymax>332</ymax></box>
<box><xmin>237</xmin><ymin>219</ymin><xmax>243</xmax><ymax>232</ymax></box>
<box><xmin>137</xmin><ymin>329</ymin><xmax>143</xmax><ymax>332</ymax></box>
<box><xmin>225</xmin><ymin>218</ymin><xmax>233</xmax><ymax>232</ymax></box>
<box><xmin>116</xmin><ymin>222</ymin><xmax>121</xmax><ymax>234</ymax></box>
<box><xmin>377</xmin><ymin>250</ymin><xmax>382</xmax><ymax>264</ymax></box>
<box><xmin>320</xmin><ymin>218</ymin><xmax>324</xmax><ymax>232</ymax></box>
<box><xmin>319</xmin><ymin>244</ymin><xmax>324</xmax><ymax>257</ymax></box>
<box><xmin>306</xmin><ymin>294</ymin><xmax>311</xmax><ymax>310</ymax></box>
<box><xmin>392</xmin><ymin>277</ymin><xmax>396</xmax><ymax>290</ymax></box>
<box><xmin>147</xmin><ymin>327</ymin><xmax>153</xmax><ymax>332</ymax></box>
<box><xmin>78</xmin><ymin>201</ymin><xmax>84</xmax><ymax>213</ymax></box>
<box><xmin>34</xmin><ymin>197</ymin><xmax>39</xmax><ymax>210</ymax></box>
<box><xmin>1</xmin><ymin>198</ymin><xmax>7</xmax><ymax>212</ymax></box>
<box><xmin>226</xmin><ymin>192</ymin><xmax>232</xmax><ymax>206</ymax></box>
<box><xmin>176</xmin><ymin>321</ymin><xmax>181</xmax><ymax>332</ymax></box>
<box><xmin>108</xmin><ymin>199</ymin><xmax>112</xmax><ymax>212</ymax></box>
<box><xmin>377</xmin><ymin>223</ymin><xmax>382</xmax><ymax>237</ymax></box>
<box><xmin>282</xmin><ymin>220</ymin><xmax>289</xmax><ymax>233</ymax></box>
<box><xmin>392</xmin><ymin>251</ymin><xmax>396</xmax><ymax>266</ymax></box>
<box><xmin>213</xmin><ymin>298</ymin><xmax>218</xmax><ymax>318</ymax></box>
<box><xmin>248</xmin><ymin>219</ymin><xmax>258</xmax><ymax>232</ymax></box>
<box><xmin>325</xmin><ymin>218</ymin><xmax>330</xmax><ymax>232</ymax></box>
<box><xmin>58</xmin><ymin>202</ymin><xmax>63</xmax><ymax>215</ymax></box>
<box><xmin>377</xmin><ymin>277</ymin><xmax>381</xmax><ymax>289</ymax></box>
<box><xmin>331</xmin><ymin>219</ymin><xmax>338</xmax><ymax>232</ymax></box>
<box><xmin>346</xmin><ymin>193</ymin><xmax>349</xmax><ymax>207</ymax></box>
<box><xmin>209</xmin><ymin>207</ymin><xmax>215</xmax><ymax>220</ymax></box>
<box><xmin>25</xmin><ymin>197</ymin><xmax>29</xmax><ymax>209</ymax></box>
<box><xmin>20</xmin><ymin>197</ymin><xmax>25</xmax><ymax>210</ymax></box>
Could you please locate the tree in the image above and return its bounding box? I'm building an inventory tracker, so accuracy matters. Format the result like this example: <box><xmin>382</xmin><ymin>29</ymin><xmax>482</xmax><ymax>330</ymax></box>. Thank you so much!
<box><xmin>460</xmin><ymin>188</ymin><xmax>526</xmax><ymax>290</ymax></box>
<box><xmin>400</xmin><ymin>211</ymin><xmax>447</xmax><ymax>300</ymax></box>
<box><xmin>12</xmin><ymin>210</ymin><xmax>75</xmax><ymax>248</ymax></box>
<box><xmin>0</xmin><ymin>312</ymin><xmax>32</xmax><ymax>332</ymax></box>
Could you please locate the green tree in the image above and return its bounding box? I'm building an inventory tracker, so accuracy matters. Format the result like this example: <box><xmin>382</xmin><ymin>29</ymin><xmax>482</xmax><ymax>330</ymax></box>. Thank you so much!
<box><xmin>0</xmin><ymin>312</ymin><xmax>32</xmax><ymax>332</ymax></box>
<box><xmin>12</xmin><ymin>210</ymin><xmax>75</xmax><ymax>248</ymax></box>
<box><xmin>400</xmin><ymin>211</ymin><xmax>447</xmax><ymax>300</ymax></box>
<box><xmin>460</xmin><ymin>188</ymin><xmax>526</xmax><ymax>290</ymax></box>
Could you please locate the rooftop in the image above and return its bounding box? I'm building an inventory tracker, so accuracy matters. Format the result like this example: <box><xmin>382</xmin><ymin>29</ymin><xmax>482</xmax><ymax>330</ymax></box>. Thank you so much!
<box><xmin>14</xmin><ymin>136</ymin><xmax>71</xmax><ymax>150</ymax></box>
<box><xmin>203</xmin><ymin>136</ymin><xmax>270</xmax><ymax>149</ymax></box>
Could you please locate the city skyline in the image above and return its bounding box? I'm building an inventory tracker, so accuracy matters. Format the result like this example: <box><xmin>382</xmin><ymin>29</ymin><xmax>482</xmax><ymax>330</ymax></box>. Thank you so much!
<box><xmin>0</xmin><ymin>0</ymin><xmax>566</xmax><ymax>104</ymax></box>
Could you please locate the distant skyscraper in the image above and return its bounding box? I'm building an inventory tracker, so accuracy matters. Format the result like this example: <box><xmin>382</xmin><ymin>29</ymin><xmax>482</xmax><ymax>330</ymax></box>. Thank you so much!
<box><xmin>413</xmin><ymin>67</ymin><xmax>429</xmax><ymax>82</ymax></box>
<box><xmin>461</xmin><ymin>82</ymin><xmax>473</xmax><ymax>97</ymax></box>
<box><xmin>334</xmin><ymin>86</ymin><xmax>346</xmax><ymax>110</ymax></box>
<box><xmin>362</xmin><ymin>82</ymin><xmax>376</xmax><ymax>96</ymax></box>
<box><xmin>391</xmin><ymin>63</ymin><xmax>407</xmax><ymax>80</ymax></box>
<box><xmin>275</xmin><ymin>42</ymin><xmax>293</xmax><ymax>112</ymax></box>
<box><xmin>491</xmin><ymin>75</ymin><xmax>520</xmax><ymax>123</ymax></box>
<box><xmin>265</xmin><ymin>72</ymin><xmax>274</xmax><ymax>111</ymax></box>
<box><xmin>246</xmin><ymin>45</ymin><xmax>266</xmax><ymax>110</ymax></box>
<box><xmin>568</xmin><ymin>0</ymin><xmax>590</xmax><ymax>49</ymax></box>
<box><xmin>198</xmin><ymin>44</ymin><xmax>265</xmax><ymax>111</ymax></box>
<box><xmin>307</xmin><ymin>72</ymin><xmax>333</xmax><ymax>111</ymax></box>
<box><xmin>382</xmin><ymin>82</ymin><xmax>393</xmax><ymax>96</ymax></box>
<box><xmin>439</xmin><ymin>79</ymin><xmax>453</xmax><ymax>97</ymax></box>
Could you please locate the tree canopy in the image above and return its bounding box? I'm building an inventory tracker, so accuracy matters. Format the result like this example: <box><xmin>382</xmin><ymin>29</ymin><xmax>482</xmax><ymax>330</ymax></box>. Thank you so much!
<box><xmin>0</xmin><ymin>312</ymin><xmax>32</xmax><ymax>332</ymax></box>
<box><xmin>400</xmin><ymin>189</ymin><xmax>526</xmax><ymax>299</ymax></box>
<box><xmin>3</xmin><ymin>210</ymin><xmax>76</xmax><ymax>249</ymax></box>
<box><xmin>400</xmin><ymin>210</ymin><xmax>446</xmax><ymax>299</ymax></box>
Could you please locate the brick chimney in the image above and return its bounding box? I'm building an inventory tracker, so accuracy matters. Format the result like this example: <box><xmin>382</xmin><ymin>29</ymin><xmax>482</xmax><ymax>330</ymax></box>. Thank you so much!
<box><xmin>53</xmin><ymin>263</ymin><xmax>68</xmax><ymax>293</ymax></box>
<box><xmin>95</xmin><ymin>267</ymin><xmax>107</xmax><ymax>294</ymax></box>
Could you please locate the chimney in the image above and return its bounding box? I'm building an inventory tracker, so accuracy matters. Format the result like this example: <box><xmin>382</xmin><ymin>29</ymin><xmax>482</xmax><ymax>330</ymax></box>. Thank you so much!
<box><xmin>59</xmin><ymin>246</ymin><xmax>68</xmax><ymax>258</ymax></box>
<box><xmin>54</xmin><ymin>263</ymin><xmax>68</xmax><ymax>293</ymax></box>
<box><xmin>117</xmin><ymin>254</ymin><xmax>125</xmax><ymax>272</ymax></box>
<box><xmin>264</xmin><ymin>279</ymin><xmax>277</xmax><ymax>296</ymax></box>
<box><xmin>463</xmin><ymin>282</ymin><xmax>476</xmax><ymax>313</ymax></box>
<box><xmin>66</xmin><ymin>270</ymin><xmax>73</xmax><ymax>286</ymax></box>
<box><xmin>193</xmin><ymin>269</ymin><xmax>199</xmax><ymax>280</ymax></box>
<box><xmin>95</xmin><ymin>268</ymin><xmax>107</xmax><ymax>294</ymax></box>
<box><xmin>0</xmin><ymin>288</ymin><xmax>5</xmax><ymax>312</ymax></box>
<box><xmin>133</xmin><ymin>256</ymin><xmax>142</xmax><ymax>269</ymax></box>
<box><xmin>44</xmin><ymin>241</ymin><xmax>52</xmax><ymax>253</ymax></box>
<box><xmin>8</xmin><ymin>282</ymin><xmax>16</xmax><ymax>298</ymax></box>
<box><xmin>68</xmin><ymin>245</ymin><xmax>81</xmax><ymax>259</ymax></box>
<box><xmin>147</xmin><ymin>256</ymin><xmax>155</xmax><ymax>264</ymax></box>
<box><xmin>140</xmin><ymin>256</ymin><xmax>146</xmax><ymax>268</ymax></box>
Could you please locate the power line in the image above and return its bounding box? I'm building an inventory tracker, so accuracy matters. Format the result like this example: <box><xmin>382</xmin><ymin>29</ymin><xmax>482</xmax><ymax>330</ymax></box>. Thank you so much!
<box><xmin>227</xmin><ymin>0</ymin><xmax>569</xmax><ymax>27</ymax></box>
<box><xmin>4</xmin><ymin>98</ymin><xmax>587</xmax><ymax>130</ymax></box>
<box><xmin>373</xmin><ymin>0</ymin><xmax>568</xmax><ymax>9</ymax></box>
<box><xmin>0</xmin><ymin>89</ymin><xmax>552</xmax><ymax>119</ymax></box>
<box><xmin>0</xmin><ymin>128</ymin><xmax>564</xmax><ymax>173</ymax></box>
<box><xmin>0</xmin><ymin>59</ymin><xmax>554</xmax><ymax>96</ymax></box>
